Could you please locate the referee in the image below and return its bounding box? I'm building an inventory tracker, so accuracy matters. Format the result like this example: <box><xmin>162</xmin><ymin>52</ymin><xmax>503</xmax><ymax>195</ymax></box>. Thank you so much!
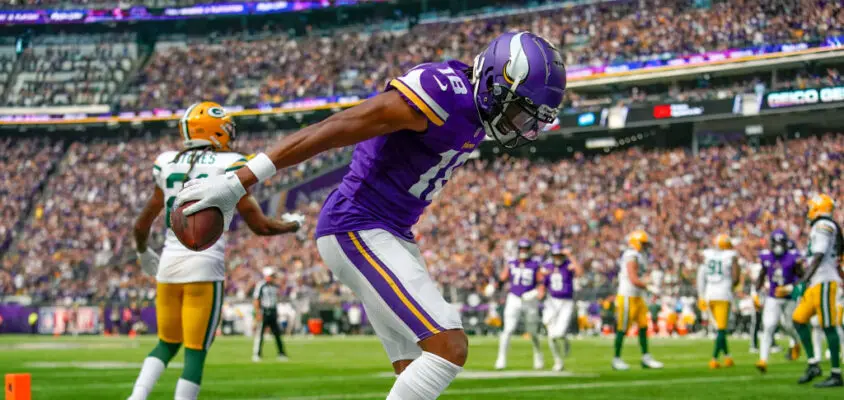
<box><xmin>252</xmin><ymin>267</ymin><xmax>288</xmax><ymax>362</ymax></box>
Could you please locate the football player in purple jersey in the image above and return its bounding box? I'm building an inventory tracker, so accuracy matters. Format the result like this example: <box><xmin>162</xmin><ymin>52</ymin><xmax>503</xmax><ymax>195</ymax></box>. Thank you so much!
<box><xmin>495</xmin><ymin>239</ymin><xmax>546</xmax><ymax>370</ymax></box>
<box><xmin>756</xmin><ymin>229</ymin><xmax>803</xmax><ymax>373</ymax></box>
<box><xmin>542</xmin><ymin>243</ymin><xmax>583</xmax><ymax>371</ymax></box>
<box><xmin>176</xmin><ymin>32</ymin><xmax>566</xmax><ymax>399</ymax></box>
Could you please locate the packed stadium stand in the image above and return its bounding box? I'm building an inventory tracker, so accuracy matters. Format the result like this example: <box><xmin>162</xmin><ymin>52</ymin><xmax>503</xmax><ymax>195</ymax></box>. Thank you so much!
<box><xmin>4</xmin><ymin>34</ymin><xmax>139</xmax><ymax>107</ymax></box>
<box><xmin>113</xmin><ymin>0</ymin><xmax>844</xmax><ymax>110</ymax></box>
<box><xmin>0</xmin><ymin>0</ymin><xmax>838</xmax><ymax>110</ymax></box>
<box><xmin>1</xmin><ymin>131</ymin><xmax>841</xmax><ymax>307</ymax></box>
<box><xmin>0</xmin><ymin>0</ymin><xmax>842</xmax><ymax>343</ymax></box>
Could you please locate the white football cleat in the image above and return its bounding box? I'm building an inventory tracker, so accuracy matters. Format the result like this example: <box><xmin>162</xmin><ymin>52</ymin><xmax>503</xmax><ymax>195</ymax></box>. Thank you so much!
<box><xmin>494</xmin><ymin>357</ymin><xmax>506</xmax><ymax>370</ymax></box>
<box><xmin>252</xmin><ymin>355</ymin><xmax>261</xmax><ymax>363</ymax></box>
<box><xmin>641</xmin><ymin>354</ymin><xmax>664</xmax><ymax>369</ymax></box>
<box><xmin>552</xmin><ymin>360</ymin><xmax>564</xmax><ymax>372</ymax></box>
<box><xmin>277</xmin><ymin>355</ymin><xmax>289</xmax><ymax>362</ymax></box>
<box><xmin>612</xmin><ymin>358</ymin><xmax>630</xmax><ymax>371</ymax></box>
<box><xmin>533</xmin><ymin>353</ymin><xmax>545</xmax><ymax>370</ymax></box>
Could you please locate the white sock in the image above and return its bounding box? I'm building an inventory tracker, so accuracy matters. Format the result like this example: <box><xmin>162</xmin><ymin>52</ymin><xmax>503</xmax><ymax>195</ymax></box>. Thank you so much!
<box><xmin>128</xmin><ymin>357</ymin><xmax>165</xmax><ymax>400</ymax></box>
<box><xmin>252</xmin><ymin>332</ymin><xmax>261</xmax><ymax>356</ymax></box>
<box><xmin>812</xmin><ymin>327</ymin><xmax>823</xmax><ymax>362</ymax></box>
<box><xmin>548</xmin><ymin>336</ymin><xmax>562</xmax><ymax>363</ymax></box>
<box><xmin>496</xmin><ymin>332</ymin><xmax>512</xmax><ymax>362</ymax></box>
<box><xmin>174</xmin><ymin>378</ymin><xmax>200</xmax><ymax>400</ymax></box>
<box><xmin>387</xmin><ymin>352</ymin><xmax>462</xmax><ymax>400</ymax></box>
<box><xmin>760</xmin><ymin>327</ymin><xmax>774</xmax><ymax>362</ymax></box>
<box><xmin>530</xmin><ymin>334</ymin><xmax>541</xmax><ymax>355</ymax></box>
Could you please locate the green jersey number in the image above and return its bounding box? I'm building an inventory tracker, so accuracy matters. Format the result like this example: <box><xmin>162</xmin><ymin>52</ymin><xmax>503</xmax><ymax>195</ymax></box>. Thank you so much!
<box><xmin>707</xmin><ymin>260</ymin><xmax>723</xmax><ymax>276</ymax></box>
<box><xmin>164</xmin><ymin>172</ymin><xmax>208</xmax><ymax>228</ymax></box>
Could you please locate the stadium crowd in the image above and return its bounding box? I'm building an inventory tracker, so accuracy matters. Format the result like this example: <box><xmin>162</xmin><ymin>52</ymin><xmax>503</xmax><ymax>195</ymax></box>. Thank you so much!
<box><xmin>5</xmin><ymin>130</ymin><xmax>841</xmax><ymax>311</ymax></box>
<box><xmin>5</xmin><ymin>34</ymin><xmax>137</xmax><ymax>107</ymax></box>
<box><xmin>121</xmin><ymin>0</ymin><xmax>843</xmax><ymax>110</ymax></box>
<box><xmin>0</xmin><ymin>132</ymin><xmax>350</xmax><ymax>305</ymax></box>
<box><xmin>0</xmin><ymin>138</ymin><xmax>64</xmax><ymax>251</ymax></box>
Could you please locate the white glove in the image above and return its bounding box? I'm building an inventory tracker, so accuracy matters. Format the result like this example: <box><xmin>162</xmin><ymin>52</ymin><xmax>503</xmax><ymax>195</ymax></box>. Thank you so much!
<box><xmin>175</xmin><ymin>172</ymin><xmax>246</xmax><ymax>228</ymax></box>
<box><xmin>522</xmin><ymin>289</ymin><xmax>539</xmax><ymax>301</ymax></box>
<box><xmin>281</xmin><ymin>212</ymin><xmax>305</xmax><ymax>228</ymax></box>
<box><xmin>137</xmin><ymin>248</ymin><xmax>160</xmax><ymax>276</ymax></box>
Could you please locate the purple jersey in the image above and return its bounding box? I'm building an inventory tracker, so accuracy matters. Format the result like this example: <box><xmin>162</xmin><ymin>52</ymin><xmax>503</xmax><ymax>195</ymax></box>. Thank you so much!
<box><xmin>508</xmin><ymin>259</ymin><xmax>541</xmax><ymax>296</ymax></box>
<box><xmin>760</xmin><ymin>249</ymin><xmax>800</xmax><ymax>297</ymax></box>
<box><xmin>544</xmin><ymin>261</ymin><xmax>574</xmax><ymax>299</ymax></box>
<box><xmin>316</xmin><ymin>61</ymin><xmax>483</xmax><ymax>241</ymax></box>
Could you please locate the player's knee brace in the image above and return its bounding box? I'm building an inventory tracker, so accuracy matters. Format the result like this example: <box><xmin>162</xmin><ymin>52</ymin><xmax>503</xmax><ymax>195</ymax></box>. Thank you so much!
<box><xmin>150</xmin><ymin>340</ymin><xmax>182</xmax><ymax>365</ymax></box>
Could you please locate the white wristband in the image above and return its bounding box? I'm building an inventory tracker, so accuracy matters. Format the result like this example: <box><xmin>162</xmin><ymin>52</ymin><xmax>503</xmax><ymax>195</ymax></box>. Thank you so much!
<box><xmin>245</xmin><ymin>153</ymin><xmax>276</xmax><ymax>182</ymax></box>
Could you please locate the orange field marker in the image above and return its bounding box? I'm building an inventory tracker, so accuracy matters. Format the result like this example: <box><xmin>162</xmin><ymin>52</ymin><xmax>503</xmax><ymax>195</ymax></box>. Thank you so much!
<box><xmin>5</xmin><ymin>373</ymin><xmax>31</xmax><ymax>400</ymax></box>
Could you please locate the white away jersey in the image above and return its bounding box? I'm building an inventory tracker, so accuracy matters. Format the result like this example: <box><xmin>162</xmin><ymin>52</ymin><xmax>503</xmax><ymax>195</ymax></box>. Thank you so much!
<box><xmin>152</xmin><ymin>149</ymin><xmax>247</xmax><ymax>283</ymax></box>
<box><xmin>618</xmin><ymin>248</ymin><xmax>647</xmax><ymax>298</ymax></box>
<box><xmin>699</xmin><ymin>248</ymin><xmax>737</xmax><ymax>301</ymax></box>
<box><xmin>807</xmin><ymin>219</ymin><xmax>843</xmax><ymax>287</ymax></box>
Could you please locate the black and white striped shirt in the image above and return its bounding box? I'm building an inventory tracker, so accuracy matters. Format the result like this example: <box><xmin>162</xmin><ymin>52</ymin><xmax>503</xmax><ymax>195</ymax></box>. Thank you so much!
<box><xmin>253</xmin><ymin>282</ymin><xmax>279</xmax><ymax>312</ymax></box>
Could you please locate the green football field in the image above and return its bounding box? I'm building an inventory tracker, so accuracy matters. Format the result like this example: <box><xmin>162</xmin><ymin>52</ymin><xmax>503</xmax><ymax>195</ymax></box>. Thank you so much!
<box><xmin>1</xmin><ymin>334</ymin><xmax>842</xmax><ymax>399</ymax></box>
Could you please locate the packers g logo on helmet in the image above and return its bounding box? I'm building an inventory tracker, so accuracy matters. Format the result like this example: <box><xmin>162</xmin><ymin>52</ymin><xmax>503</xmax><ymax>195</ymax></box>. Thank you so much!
<box><xmin>179</xmin><ymin>101</ymin><xmax>236</xmax><ymax>151</ymax></box>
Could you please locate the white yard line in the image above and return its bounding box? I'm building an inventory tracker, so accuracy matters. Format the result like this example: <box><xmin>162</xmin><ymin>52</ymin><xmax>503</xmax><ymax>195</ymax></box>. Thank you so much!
<box><xmin>265</xmin><ymin>373</ymin><xmax>790</xmax><ymax>400</ymax></box>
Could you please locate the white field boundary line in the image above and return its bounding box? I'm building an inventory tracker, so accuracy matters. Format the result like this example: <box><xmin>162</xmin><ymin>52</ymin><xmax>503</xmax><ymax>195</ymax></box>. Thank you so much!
<box><xmin>265</xmin><ymin>373</ymin><xmax>792</xmax><ymax>400</ymax></box>
<box><xmin>32</xmin><ymin>369</ymin><xmax>599</xmax><ymax>392</ymax></box>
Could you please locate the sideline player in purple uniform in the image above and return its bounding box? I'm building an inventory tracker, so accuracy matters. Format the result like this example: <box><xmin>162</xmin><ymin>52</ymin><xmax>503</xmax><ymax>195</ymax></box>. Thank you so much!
<box><xmin>175</xmin><ymin>32</ymin><xmax>566</xmax><ymax>399</ymax></box>
<box><xmin>542</xmin><ymin>243</ymin><xmax>583</xmax><ymax>371</ymax></box>
<box><xmin>756</xmin><ymin>229</ymin><xmax>803</xmax><ymax>373</ymax></box>
<box><xmin>495</xmin><ymin>239</ymin><xmax>546</xmax><ymax>370</ymax></box>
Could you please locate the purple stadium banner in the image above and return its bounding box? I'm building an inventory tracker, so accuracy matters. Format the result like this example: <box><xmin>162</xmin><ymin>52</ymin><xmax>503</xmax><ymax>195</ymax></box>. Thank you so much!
<box><xmin>0</xmin><ymin>1</ymin><xmax>386</xmax><ymax>25</ymax></box>
<box><xmin>103</xmin><ymin>306</ymin><xmax>157</xmax><ymax>334</ymax></box>
<box><xmin>282</xmin><ymin>165</ymin><xmax>349</xmax><ymax>211</ymax></box>
<box><xmin>566</xmin><ymin>42</ymin><xmax>822</xmax><ymax>79</ymax></box>
<box><xmin>0</xmin><ymin>304</ymin><xmax>38</xmax><ymax>333</ymax></box>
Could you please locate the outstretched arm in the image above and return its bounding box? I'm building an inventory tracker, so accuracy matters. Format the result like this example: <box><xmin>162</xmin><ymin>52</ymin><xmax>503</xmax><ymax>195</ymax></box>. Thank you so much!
<box><xmin>237</xmin><ymin>91</ymin><xmax>427</xmax><ymax>189</ymax></box>
<box><xmin>176</xmin><ymin>91</ymin><xmax>428</xmax><ymax>220</ymax></box>
<box><xmin>236</xmin><ymin>195</ymin><xmax>300</xmax><ymax>236</ymax></box>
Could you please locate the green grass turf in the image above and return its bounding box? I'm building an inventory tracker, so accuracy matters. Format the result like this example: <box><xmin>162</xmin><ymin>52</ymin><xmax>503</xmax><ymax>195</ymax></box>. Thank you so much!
<box><xmin>0</xmin><ymin>334</ymin><xmax>841</xmax><ymax>399</ymax></box>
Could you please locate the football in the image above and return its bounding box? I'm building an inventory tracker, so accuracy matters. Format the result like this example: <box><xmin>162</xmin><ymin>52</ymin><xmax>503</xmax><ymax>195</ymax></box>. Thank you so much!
<box><xmin>170</xmin><ymin>200</ymin><xmax>224</xmax><ymax>251</ymax></box>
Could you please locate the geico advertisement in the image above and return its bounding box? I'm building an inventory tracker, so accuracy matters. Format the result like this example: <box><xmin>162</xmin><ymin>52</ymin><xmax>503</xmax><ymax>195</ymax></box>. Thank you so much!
<box><xmin>764</xmin><ymin>86</ymin><xmax>844</xmax><ymax>109</ymax></box>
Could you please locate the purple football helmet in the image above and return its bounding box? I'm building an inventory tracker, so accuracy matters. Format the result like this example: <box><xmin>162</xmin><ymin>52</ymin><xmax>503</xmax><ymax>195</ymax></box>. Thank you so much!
<box><xmin>472</xmin><ymin>31</ymin><xmax>567</xmax><ymax>149</ymax></box>
<box><xmin>517</xmin><ymin>239</ymin><xmax>532</xmax><ymax>259</ymax></box>
<box><xmin>771</xmin><ymin>229</ymin><xmax>788</xmax><ymax>256</ymax></box>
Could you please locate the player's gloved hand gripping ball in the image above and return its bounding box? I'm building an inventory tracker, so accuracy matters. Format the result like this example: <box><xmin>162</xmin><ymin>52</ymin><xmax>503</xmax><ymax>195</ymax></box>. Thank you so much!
<box><xmin>172</xmin><ymin>153</ymin><xmax>276</xmax><ymax>251</ymax></box>
<box><xmin>170</xmin><ymin>173</ymin><xmax>246</xmax><ymax>251</ymax></box>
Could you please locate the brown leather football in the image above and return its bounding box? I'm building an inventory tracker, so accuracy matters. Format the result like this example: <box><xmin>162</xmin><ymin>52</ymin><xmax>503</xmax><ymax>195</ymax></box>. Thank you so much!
<box><xmin>170</xmin><ymin>200</ymin><xmax>224</xmax><ymax>251</ymax></box>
